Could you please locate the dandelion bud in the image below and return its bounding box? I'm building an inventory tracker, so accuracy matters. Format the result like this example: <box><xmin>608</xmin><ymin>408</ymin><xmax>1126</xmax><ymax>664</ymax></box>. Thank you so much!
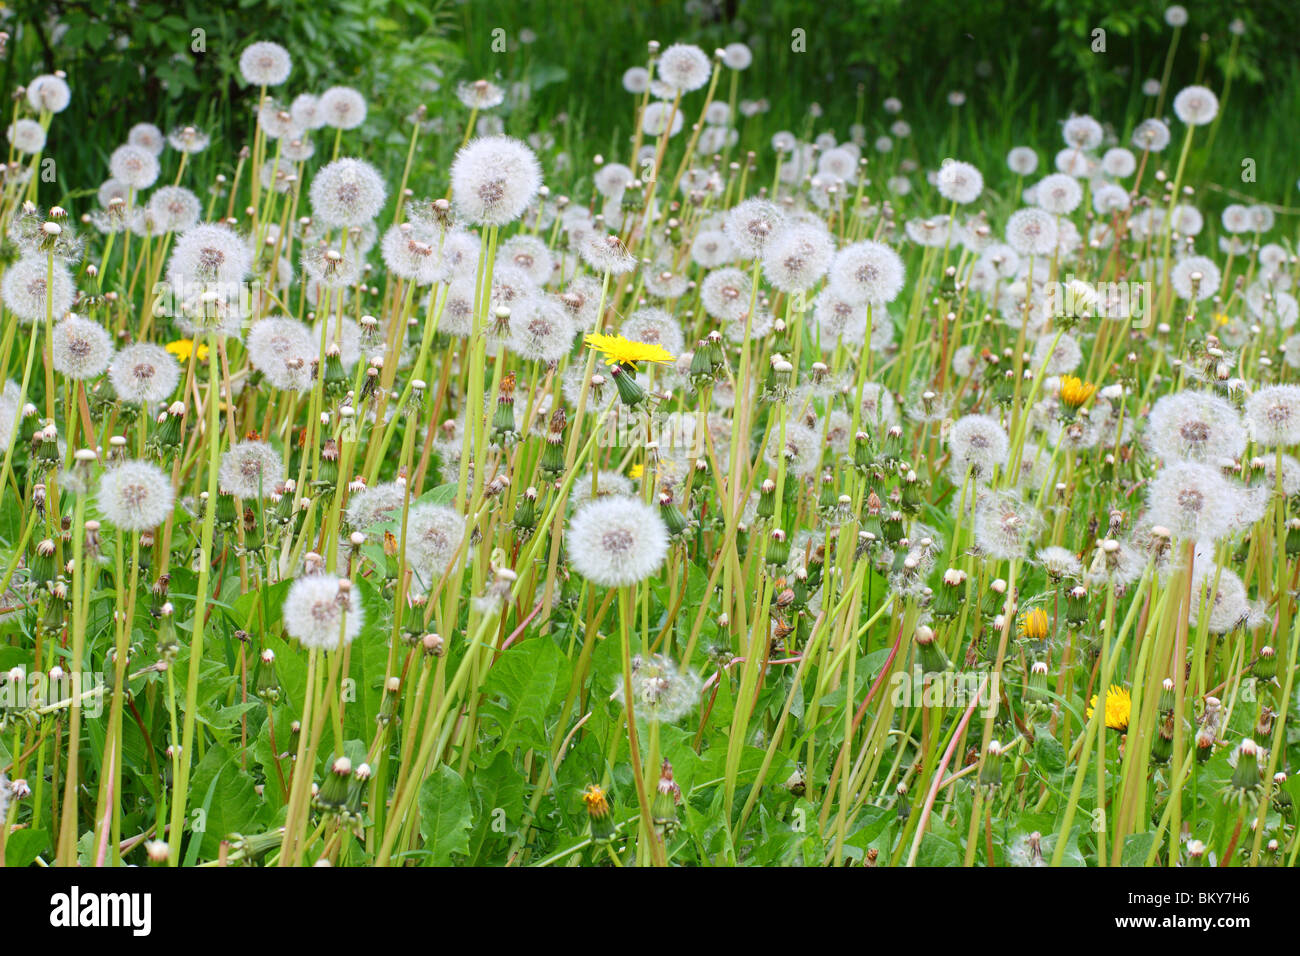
<box><xmin>315</xmin><ymin>755</ymin><xmax>354</xmax><ymax>812</ymax></box>
<box><xmin>914</xmin><ymin>624</ymin><xmax>948</xmax><ymax>673</ymax></box>
<box><xmin>421</xmin><ymin>632</ymin><xmax>445</xmax><ymax>658</ymax></box>
<box><xmin>1064</xmin><ymin>584</ymin><xmax>1088</xmax><ymax>626</ymax></box>
<box><xmin>378</xmin><ymin>675</ymin><xmax>402</xmax><ymax>726</ymax></box>
<box><xmin>1253</xmin><ymin>645</ymin><xmax>1277</xmax><ymax>681</ymax></box>
<box><xmin>1027</xmin><ymin>660</ymin><xmax>1049</xmax><ymax>704</ymax></box>
<box><xmin>658</xmin><ymin>490</ymin><xmax>689</xmax><ymax>537</ymax></box>
<box><xmin>981</xmin><ymin>578</ymin><xmax>1008</xmax><ymax>618</ymax></box>
<box><xmin>254</xmin><ymin>648</ymin><xmax>280</xmax><ymax>702</ymax></box>
<box><xmin>931</xmin><ymin>568</ymin><xmax>966</xmax><ymax>619</ymax></box>
<box><xmin>1228</xmin><ymin>739</ymin><xmax>1263</xmax><ymax>802</ymax></box>
<box><xmin>979</xmin><ymin>741</ymin><xmax>1004</xmax><ymax>790</ymax></box>
<box><xmin>766</xmin><ymin>528</ymin><xmax>790</xmax><ymax>568</ymax></box>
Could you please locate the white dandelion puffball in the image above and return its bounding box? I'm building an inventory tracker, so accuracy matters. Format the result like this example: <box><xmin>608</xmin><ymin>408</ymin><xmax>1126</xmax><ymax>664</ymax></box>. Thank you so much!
<box><xmin>2</xmin><ymin>255</ymin><xmax>75</xmax><ymax>325</ymax></box>
<box><xmin>1101</xmin><ymin>147</ymin><xmax>1136</xmax><ymax>178</ymax></box>
<box><xmin>948</xmin><ymin>414</ymin><xmax>1010</xmax><ymax>483</ymax></box>
<box><xmin>51</xmin><ymin>316</ymin><xmax>113</xmax><ymax>380</ymax></box>
<box><xmin>1062</xmin><ymin>114</ymin><xmax>1104</xmax><ymax>150</ymax></box>
<box><xmin>937</xmin><ymin>160</ymin><xmax>983</xmax><ymax>204</ymax></box>
<box><xmin>1173</xmin><ymin>85</ymin><xmax>1219</xmax><ymax>126</ymax></box>
<box><xmin>1006</xmin><ymin>146</ymin><xmax>1038</xmax><ymax>176</ymax></box>
<box><xmin>1006</xmin><ymin>208</ymin><xmax>1058</xmax><ymax>257</ymax></box>
<box><xmin>1034</xmin><ymin>173</ymin><xmax>1082</xmax><ymax>215</ymax></box>
<box><xmin>109</xmin><ymin>144</ymin><xmax>160</xmax><ymax>190</ymax></box>
<box><xmin>28</xmin><ymin>74</ymin><xmax>71</xmax><ymax>113</ymax></box>
<box><xmin>450</xmin><ymin>135</ymin><xmax>542</xmax><ymax>226</ymax></box>
<box><xmin>239</xmin><ymin>40</ymin><xmax>292</xmax><ymax>86</ymax></box>
<box><xmin>828</xmin><ymin>240</ymin><xmax>905</xmax><ymax>306</ymax></box>
<box><xmin>1146</xmin><ymin>462</ymin><xmax>1241</xmax><ymax>541</ymax></box>
<box><xmin>614</xmin><ymin>653</ymin><xmax>703</xmax><ymax>724</ymax></box>
<box><xmin>318</xmin><ymin>86</ymin><xmax>367</xmax><ymax>129</ymax></box>
<box><xmin>1164</xmin><ymin>5</ymin><xmax>1188</xmax><ymax>27</ymax></box>
<box><xmin>147</xmin><ymin>186</ymin><xmax>202</xmax><ymax>234</ymax></box>
<box><xmin>725</xmin><ymin>198</ymin><xmax>785</xmax><ymax>258</ymax></box>
<box><xmin>657</xmin><ymin>43</ymin><xmax>712</xmax><ymax>93</ymax></box>
<box><xmin>1132</xmin><ymin>118</ymin><xmax>1171</xmax><ymax>152</ymax></box>
<box><xmin>167</xmin><ymin>223</ymin><xmax>252</xmax><ymax>287</ymax></box>
<box><xmin>310</xmin><ymin>158</ymin><xmax>387</xmax><ymax>229</ymax></box>
<box><xmin>641</xmin><ymin>101</ymin><xmax>684</xmax><ymax>138</ymax></box>
<box><xmin>1169</xmin><ymin>255</ymin><xmax>1220</xmax><ymax>302</ymax></box>
<box><xmin>109</xmin><ymin>344</ymin><xmax>180</xmax><ymax>405</ymax></box>
<box><xmin>1147</xmin><ymin>391</ymin><xmax>1247</xmax><ymax>464</ymax></box>
<box><xmin>762</xmin><ymin>223</ymin><xmax>834</xmax><ymax>293</ymax></box>
<box><xmin>246</xmin><ymin>317</ymin><xmax>318</xmax><ymax>392</ymax></box>
<box><xmin>405</xmin><ymin>503</ymin><xmax>467</xmax><ymax>587</ymax></box>
<box><xmin>282</xmin><ymin>575</ymin><xmax>364</xmax><ymax>650</ymax></box>
<box><xmin>723</xmin><ymin>42</ymin><xmax>753</xmax><ymax>70</ymax></box>
<box><xmin>6</xmin><ymin>119</ymin><xmax>46</xmax><ymax>155</ymax></box>
<box><xmin>219</xmin><ymin>440</ymin><xmax>284</xmax><ymax>499</ymax></box>
<box><xmin>98</xmin><ymin>460</ymin><xmax>175</xmax><ymax>531</ymax></box>
<box><xmin>567</xmin><ymin>496</ymin><xmax>669</xmax><ymax>587</ymax></box>
<box><xmin>127</xmin><ymin>122</ymin><xmax>165</xmax><ymax>154</ymax></box>
<box><xmin>1246</xmin><ymin>385</ymin><xmax>1300</xmax><ymax>447</ymax></box>
<box><xmin>507</xmin><ymin>295</ymin><xmax>576</xmax><ymax>364</ymax></box>
<box><xmin>622</xmin><ymin>66</ymin><xmax>650</xmax><ymax>94</ymax></box>
<box><xmin>346</xmin><ymin>481</ymin><xmax>406</xmax><ymax>538</ymax></box>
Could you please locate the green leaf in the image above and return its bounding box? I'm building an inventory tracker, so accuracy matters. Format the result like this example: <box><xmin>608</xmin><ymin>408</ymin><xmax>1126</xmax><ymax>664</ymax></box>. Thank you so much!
<box><xmin>417</xmin><ymin>765</ymin><xmax>472</xmax><ymax>865</ymax></box>
<box><xmin>5</xmin><ymin>828</ymin><xmax>49</xmax><ymax>868</ymax></box>
<box><xmin>478</xmin><ymin>638</ymin><xmax>566</xmax><ymax>752</ymax></box>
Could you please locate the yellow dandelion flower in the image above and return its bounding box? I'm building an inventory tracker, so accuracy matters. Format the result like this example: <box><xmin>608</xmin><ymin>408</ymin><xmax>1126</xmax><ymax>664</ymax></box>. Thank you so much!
<box><xmin>1018</xmin><ymin>607</ymin><xmax>1050</xmax><ymax>640</ymax></box>
<box><xmin>1087</xmin><ymin>684</ymin><xmax>1131</xmax><ymax>731</ymax></box>
<box><xmin>1213</xmin><ymin>312</ymin><xmax>1230</xmax><ymax>327</ymax></box>
<box><xmin>166</xmin><ymin>338</ymin><xmax>209</xmax><ymax>363</ymax></box>
<box><xmin>582</xmin><ymin>783</ymin><xmax>610</xmax><ymax>817</ymax></box>
<box><xmin>1059</xmin><ymin>375</ymin><xmax>1097</xmax><ymax>410</ymax></box>
<box><xmin>584</xmin><ymin>332</ymin><xmax>674</xmax><ymax>367</ymax></box>
<box><xmin>628</xmin><ymin>463</ymin><xmax>645</xmax><ymax>480</ymax></box>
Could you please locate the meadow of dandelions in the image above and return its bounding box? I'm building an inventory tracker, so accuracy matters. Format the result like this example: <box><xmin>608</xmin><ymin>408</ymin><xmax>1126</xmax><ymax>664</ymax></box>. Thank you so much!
<box><xmin>0</xmin><ymin>18</ymin><xmax>1297</xmax><ymax>868</ymax></box>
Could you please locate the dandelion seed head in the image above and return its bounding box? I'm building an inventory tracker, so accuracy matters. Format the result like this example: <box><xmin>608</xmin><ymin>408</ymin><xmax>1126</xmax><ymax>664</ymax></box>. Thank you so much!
<box><xmin>98</xmin><ymin>460</ymin><xmax>174</xmax><ymax>531</ymax></box>
<box><xmin>282</xmin><ymin>575</ymin><xmax>364</xmax><ymax>650</ymax></box>
<box><xmin>566</xmin><ymin>495</ymin><xmax>668</xmax><ymax>587</ymax></box>
<box><xmin>219</xmin><ymin>440</ymin><xmax>283</xmax><ymax>499</ymax></box>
